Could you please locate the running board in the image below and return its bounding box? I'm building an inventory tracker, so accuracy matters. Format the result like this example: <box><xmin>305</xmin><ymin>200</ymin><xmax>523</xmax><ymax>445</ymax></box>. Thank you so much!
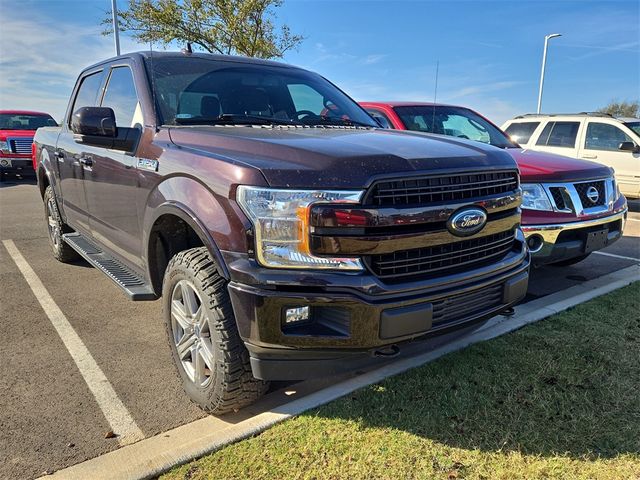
<box><xmin>62</xmin><ymin>232</ymin><xmax>157</xmax><ymax>301</ymax></box>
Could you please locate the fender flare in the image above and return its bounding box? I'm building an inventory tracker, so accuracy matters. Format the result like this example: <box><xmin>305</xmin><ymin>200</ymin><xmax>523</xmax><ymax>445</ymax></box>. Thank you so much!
<box><xmin>146</xmin><ymin>201</ymin><xmax>231</xmax><ymax>281</ymax></box>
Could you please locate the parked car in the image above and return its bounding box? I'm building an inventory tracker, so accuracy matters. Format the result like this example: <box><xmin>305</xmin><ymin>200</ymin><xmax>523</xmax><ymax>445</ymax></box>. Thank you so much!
<box><xmin>501</xmin><ymin>113</ymin><xmax>640</xmax><ymax>199</ymax></box>
<box><xmin>0</xmin><ymin>110</ymin><xmax>57</xmax><ymax>179</ymax></box>
<box><xmin>34</xmin><ymin>52</ymin><xmax>530</xmax><ymax>413</ymax></box>
<box><xmin>360</xmin><ymin>102</ymin><xmax>627</xmax><ymax>266</ymax></box>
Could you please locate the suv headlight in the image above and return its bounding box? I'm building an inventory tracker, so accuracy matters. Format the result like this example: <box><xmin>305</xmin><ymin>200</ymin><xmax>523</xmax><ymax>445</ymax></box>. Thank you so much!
<box><xmin>521</xmin><ymin>183</ymin><xmax>553</xmax><ymax>211</ymax></box>
<box><xmin>0</xmin><ymin>140</ymin><xmax>9</xmax><ymax>154</ymax></box>
<box><xmin>237</xmin><ymin>186</ymin><xmax>364</xmax><ymax>270</ymax></box>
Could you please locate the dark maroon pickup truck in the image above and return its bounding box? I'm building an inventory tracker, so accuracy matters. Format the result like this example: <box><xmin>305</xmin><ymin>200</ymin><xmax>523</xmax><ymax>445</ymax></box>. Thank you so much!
<box><xmin>34</xmin><ymin>52</ymin><xmax>530</xmax><ymax>413</ymax></box>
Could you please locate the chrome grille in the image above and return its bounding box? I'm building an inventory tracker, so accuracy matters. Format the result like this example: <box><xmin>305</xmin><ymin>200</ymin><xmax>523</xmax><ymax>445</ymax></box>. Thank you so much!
<box><xmin>575</xmin><ymin>180</ymin><xmax>606</xmax><ymax>207</ymax></box>
<box><xmin>366</xmin><ymin>230</ymin><xmax>516</xmax><ymax>282</ymax></box>
<box><xmin>9</xmin><ymin>137</ymin><xmax>33</xmax><ymax>154</ymax></box>
<box><xmin>365</xmin><ymin>171</ymin><xmax>519</xmax><ymax>206</ymax></box>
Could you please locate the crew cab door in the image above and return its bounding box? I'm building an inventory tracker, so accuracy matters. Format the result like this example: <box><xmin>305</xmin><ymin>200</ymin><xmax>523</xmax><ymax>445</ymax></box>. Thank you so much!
<box><xmin>83</xmin><ymin>64</ymin><xmax>143</xmax><ymax>267</ymax></box>
<box><xmin>578</xmin><ymin>121</ymin><xmax>640</xmax><ymax>198</ymax></box>
<box><xmin>55</xmin><ymin>69</ymin><xmax>106</xmax><ymax>234</ymax></box>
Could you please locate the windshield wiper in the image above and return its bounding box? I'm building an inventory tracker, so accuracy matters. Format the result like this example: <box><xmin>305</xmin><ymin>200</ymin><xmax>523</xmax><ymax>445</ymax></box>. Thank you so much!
<box><xmin>175</xmin><ymin>114</ymin><xmax>303</xmax><ymax>126</ymax></box>
<box><xmin>312</xmin><ymin>116</ymin><xmax>375</xmax><ymax>128</ymax></box>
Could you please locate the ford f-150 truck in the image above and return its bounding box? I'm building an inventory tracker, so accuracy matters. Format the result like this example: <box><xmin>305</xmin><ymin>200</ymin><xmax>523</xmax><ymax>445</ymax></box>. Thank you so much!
<box><xmin>0</xmin><ymin>110</ymin><xmax>56</xmax><ymax>180</ymax></box>
<box><xmin>34</xmin><ymin>52</ymin><xmax>529</xmax><ymax>413</ymax></box>
<box><xmin>361</xmin><ymin>102</ymin><xmax>627</xmax><ymax>266</ymax></box>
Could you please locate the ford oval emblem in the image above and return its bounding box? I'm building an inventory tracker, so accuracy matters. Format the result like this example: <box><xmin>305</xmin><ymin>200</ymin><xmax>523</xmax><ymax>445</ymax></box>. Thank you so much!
<box><xmin>447</xmin><ymin>207</ymin><xmax>487</xmax><ymax>237</ymax></box>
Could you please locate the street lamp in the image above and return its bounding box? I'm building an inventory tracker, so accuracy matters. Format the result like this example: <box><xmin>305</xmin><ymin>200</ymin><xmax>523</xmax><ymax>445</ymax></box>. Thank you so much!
<box><xmin>536</xmin><ymin>33</ymin><xmax>562</xmax><ymax>114</ymax></box>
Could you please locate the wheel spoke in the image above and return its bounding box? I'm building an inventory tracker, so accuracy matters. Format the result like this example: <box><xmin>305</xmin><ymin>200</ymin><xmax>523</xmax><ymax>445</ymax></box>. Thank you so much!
<box><xmin>199</xmin><ymin>340</ymin><xmax>215</xmax><ymax>371</ymax></box>
<box><xmin>193</xmin><ymin>345</ymin><xmax>207</xmax><ymax>384</ymax></box>
<box><xmin>181</xmin><ymin>282</ymin><xmax>198</xmax><ymax>317</ymax></box>
<box><xmin>171</xmin><ymin>300</ymin><xmax>191</xmax><ymax>330</ymax></box>
<box><xmin>176</xmin><ymin>332</ymin><xmax>197</xmax><ymax>360</ymax></box>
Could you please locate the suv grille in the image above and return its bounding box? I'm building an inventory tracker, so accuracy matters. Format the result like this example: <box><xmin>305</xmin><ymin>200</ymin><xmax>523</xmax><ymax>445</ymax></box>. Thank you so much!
<box><xmin>366</xmin><ymin>171</ymin><xmax>518</xmax><ymax>206</ymax></box>
<box><xmin>366</xmin><ymin>230</ymin><xmax>516</xmax><ymax>281</ymax></box>
<box><xmin>575</xmin><ymin>180</ymin><xmax>605</xmax><ymax>207</ymax></box>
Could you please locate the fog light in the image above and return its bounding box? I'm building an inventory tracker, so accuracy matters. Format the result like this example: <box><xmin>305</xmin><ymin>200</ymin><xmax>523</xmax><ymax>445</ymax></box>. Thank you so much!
<box><xmin>527</xmin><ymin>234</ymin><xmax>544</xmax><ymax>253</ymax></box>
<box><xmin>284</xmin><ymin>306</ymin><xmax>310</xmax><ymax>325</ymax></box>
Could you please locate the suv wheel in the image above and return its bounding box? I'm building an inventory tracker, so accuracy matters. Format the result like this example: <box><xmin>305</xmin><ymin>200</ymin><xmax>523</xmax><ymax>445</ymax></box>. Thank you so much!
<box><xmin>44</xmin><ymin>185</ymin><xmax>78</xmax><ymax>263</ymax></box>
<box><xmin>162</xmin><ymin>247</ymin><xmax>269</xmax><ymax>414</ymax></box>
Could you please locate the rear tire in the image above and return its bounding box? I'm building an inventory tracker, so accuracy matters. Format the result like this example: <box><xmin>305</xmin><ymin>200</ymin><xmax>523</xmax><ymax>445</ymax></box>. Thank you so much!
<box><xmin>162</xmin><ymin>247</ymin><xmax>269</xmax><ymax>414</ymax></box>
<box><xmin>44</xmin><ymin>185</ymin><xmax>79</xmax><ymax>263</ymax></box>
<box><xmin>550</xmin><ymin>253</ymin><xmax>591</xmax><ymax>267</ymax></box>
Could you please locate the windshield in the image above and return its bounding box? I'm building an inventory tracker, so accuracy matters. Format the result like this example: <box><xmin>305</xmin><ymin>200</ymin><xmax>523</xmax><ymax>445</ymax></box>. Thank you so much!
<box><xmin>0</xmin><ymin>113</ymin><xmax>57</xmax><ymax>130</ymax></box>
<box><xmin>147</xmin><ymin>56</ymin><xmax>377</xmax><ymax>127</ymax></box>
<box><xmin>393</xmin><ymin>105</ymin><xmax>518</xmax><ymax>148</ymax></box>
<box><xmin>624</xmin><ymin>121</ymin><xmax>640</xmax><ymax>137</ymax></box>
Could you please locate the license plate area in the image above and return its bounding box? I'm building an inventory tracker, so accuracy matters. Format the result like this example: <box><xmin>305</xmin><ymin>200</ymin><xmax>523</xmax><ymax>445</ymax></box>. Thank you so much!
<box><xmin>584</xmin><ymin>228</ymin><xmax>609</xmax><ymax>253</ymax></box>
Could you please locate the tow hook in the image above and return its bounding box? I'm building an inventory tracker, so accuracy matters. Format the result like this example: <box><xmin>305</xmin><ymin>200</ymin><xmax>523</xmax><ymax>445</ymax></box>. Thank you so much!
<box><xmin>501</xmin><ymin>307</ymin><xmax>516</xmax><ymax>317</ymax></box>
<box><xmin>373</xmin><ymin>345</ymin><xmax>400</xmax><ymax>358</ymax></box>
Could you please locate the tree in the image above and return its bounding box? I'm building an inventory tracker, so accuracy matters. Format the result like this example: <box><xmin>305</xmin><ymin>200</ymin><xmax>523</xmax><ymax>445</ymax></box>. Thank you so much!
<box><xmin>597</xmin><ymin>99</ymin><xmax>640</xmax><ymax>117</ymax></box>
<box><xmin>103</xmin><ymin>0</ymin><xmax>303</xmax><ymax>59</ymax></box>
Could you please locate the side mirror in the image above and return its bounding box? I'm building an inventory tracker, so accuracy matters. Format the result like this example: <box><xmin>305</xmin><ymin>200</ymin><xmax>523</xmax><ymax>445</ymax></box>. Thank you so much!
<box><xmin>618</xmin><ymin>141</ymin><xmax>639</xmax><ymax>153</ymax></box>
<box><xmin>71</xmin><ymin>107</ymin><xmax>117</xmax><ymax>138</ymax></box>
<box><xmin>71</xmin><ymin>106</ymin><xmax>139</xmax><ymax>153</ymax></box>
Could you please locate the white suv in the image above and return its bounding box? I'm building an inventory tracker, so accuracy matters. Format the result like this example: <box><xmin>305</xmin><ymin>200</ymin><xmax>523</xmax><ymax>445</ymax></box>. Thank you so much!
<box><xmin>502</xmin><ymin>113</ymin><xmax>640</xmax><ymax>198</ymax></box>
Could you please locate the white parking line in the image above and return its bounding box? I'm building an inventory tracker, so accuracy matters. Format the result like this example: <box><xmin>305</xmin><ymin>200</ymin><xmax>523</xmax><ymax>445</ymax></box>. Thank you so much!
<box><xmin>2</xmin><ymin>240</ymin><xmax>144</xmax><ymax>446</ymax></box>
<box><xmin>593</xmin><ymin>250</ymin><xmax>640</xmax><ymax>262</ymax></box>
<box><xmin>627</xmin><ymin>218</ymin><xmax>640</xmax><ymax>222</ymax></box>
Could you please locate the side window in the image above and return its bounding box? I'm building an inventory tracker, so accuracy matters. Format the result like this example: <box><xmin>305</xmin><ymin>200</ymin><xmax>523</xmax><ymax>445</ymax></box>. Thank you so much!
<box><xmin>536</xmin><ymin>121</ymin><xmax>579</xmax><ymax>148</ymax></box>
<box><xmin>585</xmin><ymin>122</ymin><xmax>634</xmax><ymax>151</ymax></box>
<box><xmin>504</xmin><ymin>122</ymin><xmax>540</xmax><ymax>144</ymax></box>
<box><xmin>366</xmin><ymin>109</ymin><xmax>392</xmax><ymax>129</ymax></box>
<box><xmin>70</xmin><ymin>71</ymin><xmax>103</xmax><ymax>123</ymax></box>
<box><xmin>101</xmin><ymin>67</ymin><xmax>140</xmax><ymax>127</ymax></box>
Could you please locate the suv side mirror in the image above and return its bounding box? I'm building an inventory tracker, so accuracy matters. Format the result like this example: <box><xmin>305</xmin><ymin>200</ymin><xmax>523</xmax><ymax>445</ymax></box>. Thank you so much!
<box><xmin>618</xmin><ymin>141</ymin><xmax>639</xmax><ymax>153</ymax></box>
<box><xmin>71</xmin><ymin>106</ymin><xmax>139</xmax><ymax>153</ymax></box>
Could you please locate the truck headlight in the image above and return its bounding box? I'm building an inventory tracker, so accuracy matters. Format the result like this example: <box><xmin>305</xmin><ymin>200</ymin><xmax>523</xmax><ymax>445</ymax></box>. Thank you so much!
<box><xmin>521</xmin><ymin>183</ymin><xmax>553</xmax><ymax>211</ymax></box>
<box><xmin>237</xmin><ymin>186</ymin><xmax>364</xmax><ymax>270</ymax></box>
<box><xmin>0</xmin><ymin>140</ymin><xmax>9</xmax><ymax>154</ymax></box>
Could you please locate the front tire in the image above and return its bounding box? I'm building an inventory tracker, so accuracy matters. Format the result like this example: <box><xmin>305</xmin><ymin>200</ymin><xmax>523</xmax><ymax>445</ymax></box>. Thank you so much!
<box><xmin>162</xmin><ymin>247</ymin><xmax>268</xmax><ymax>414</ymax></box>
<box><xmin>44</xmin><ymin>185</ymin><xmax>78</xmax><ymax>263</ymax></box>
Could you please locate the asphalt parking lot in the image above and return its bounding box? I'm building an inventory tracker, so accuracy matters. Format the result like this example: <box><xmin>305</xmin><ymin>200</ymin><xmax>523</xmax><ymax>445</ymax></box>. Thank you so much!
<box><xmin>1</xmin><ymin>177</ymin><xmax>639</xmax><ymax>480</ymax></box>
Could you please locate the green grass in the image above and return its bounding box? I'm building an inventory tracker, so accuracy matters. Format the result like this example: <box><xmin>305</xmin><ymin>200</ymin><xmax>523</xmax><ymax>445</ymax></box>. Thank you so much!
<box><xmin>163</xmin><ymin>283</ymin><xmax>640</xmax><ymax>480</ymax></box>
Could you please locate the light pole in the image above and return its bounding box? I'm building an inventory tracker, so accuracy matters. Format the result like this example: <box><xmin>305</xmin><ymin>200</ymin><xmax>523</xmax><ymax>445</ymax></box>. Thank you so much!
<box><xmin>536</xmin><ymin>33</ymin><xmax>561</xmax><ymax>114</ymax></box>
<box><xmin>111</xmin><ymin>0</ymin><xmax>121</xmax><ymax>56</ymax></box>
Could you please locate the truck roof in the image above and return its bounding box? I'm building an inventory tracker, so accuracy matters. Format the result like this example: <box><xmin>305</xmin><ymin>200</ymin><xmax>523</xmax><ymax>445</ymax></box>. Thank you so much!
<box><xmin>360</xmin><ymin>101</ymin><xmax>461</xmax><ymax>108</ymax></box>
<box><xmin>82</xmin><ymin>50</ymin><xmax>298</xmax><ymax>73</ymax></box>
<box><xmin>0</xmin><ymin>110</ymin><xmax>52</xmax><ymax>116</ymax></box>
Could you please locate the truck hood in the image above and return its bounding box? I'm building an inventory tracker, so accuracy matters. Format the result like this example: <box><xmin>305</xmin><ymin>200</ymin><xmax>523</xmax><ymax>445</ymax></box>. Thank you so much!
<box><xmin>507</xmin><ymin>148</ymin><xmax>611</xmax><ymax>183</ymax></box>
<box><xmin>168</xmin><ymin>126</ymin><xmax>517</xmax><ymax>188</ymax></box>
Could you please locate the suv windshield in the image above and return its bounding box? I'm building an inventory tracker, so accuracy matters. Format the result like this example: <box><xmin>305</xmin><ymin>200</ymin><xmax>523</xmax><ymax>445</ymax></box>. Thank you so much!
<box><xmin>0</xmin><ymin>113</ymin><xmax>56</xmax><ymax>130</ymax></box>
<box><xmin>147</xmin><ymin>56</ymin><xmax>377</xmax><ymax>128</ymax></box>
<box><xmin>624</xmin><ymin>121</ymin><xmax>640</xmax><ymax>137</ymax></box>
<box><xmin>393</xmin><ymin>105</ymin><xmax>518</xmax><ymax>149</ymax></box>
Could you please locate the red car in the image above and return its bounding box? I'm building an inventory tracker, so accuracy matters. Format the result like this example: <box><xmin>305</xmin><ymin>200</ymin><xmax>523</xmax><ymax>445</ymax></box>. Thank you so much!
<box><xmin>0</xmin><ymin>110</ymin><xmax>57</xmax><ymax>179</ymax></box>
<box><xmin>361</xmin><ymin>102</ymin><xmax>628</xmax><ymax>266</ymax></box>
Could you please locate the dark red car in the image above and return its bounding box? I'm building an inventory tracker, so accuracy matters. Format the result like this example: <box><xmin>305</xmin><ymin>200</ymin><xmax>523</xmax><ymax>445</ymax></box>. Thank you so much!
<box><xmin>361</xmin><ymin>102</ymin><xmax>627</xmax><ymax>266</ymax></box>
<box><xmin>0</xmin><ymin>110</ymin><xmax>57</xmax><ymax>179</ymax></box>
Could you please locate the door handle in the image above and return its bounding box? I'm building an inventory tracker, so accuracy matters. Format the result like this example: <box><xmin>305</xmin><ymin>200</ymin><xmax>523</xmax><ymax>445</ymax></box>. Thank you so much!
<box><xmin>54</xmin><ymin>150</ymin><xmax>64</xmax><ymax>161</ymax></box>
<box><xmin>79</xmin><ymin>157</ymin><xmax>93</xmax><ymax>167</ymax></box>
<box><xmin>581</xmin><ymin>154</ymin><xmax>597</xmax><ymax>159</ymax></box>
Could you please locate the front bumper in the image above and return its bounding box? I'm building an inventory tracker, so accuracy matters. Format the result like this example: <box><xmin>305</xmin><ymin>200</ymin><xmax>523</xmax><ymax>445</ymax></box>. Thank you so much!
<box><xmin>223</xmin><ymin>232</ymin><xmax>530</xmax><ymax>381</ymax></box>
<box><xmin>0</xmin><ymin>157</ymin><xmax>34</xmax><ymax>175</ymax></box>
<box><xmin>522</xmin><ymin>208</ymin><xmax>627</xmax><ymax>265</ymax></box>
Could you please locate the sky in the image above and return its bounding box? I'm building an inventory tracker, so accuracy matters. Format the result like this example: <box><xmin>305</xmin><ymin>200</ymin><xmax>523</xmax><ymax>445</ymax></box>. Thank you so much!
<box><xmin>0</xmin><ymin>0</ymin><xmax>638</xmax><ymax>125</ymax></box>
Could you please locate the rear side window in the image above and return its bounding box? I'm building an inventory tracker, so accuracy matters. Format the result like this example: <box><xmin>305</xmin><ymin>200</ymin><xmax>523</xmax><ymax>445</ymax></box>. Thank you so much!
<box><xmin>585</xmin><ymin>122</ymin><xmax>634</xmax><ymax>151</ymax></box>
<box><xmin>71</xmin><ymin>71</ymin><xmax>103</xmax><ymax>118</ymax></box>
<box><xmin>504</xmin><ymin>122</ymin><xmax>539</xmax><ymax>144</ymax></box>
<box><xmin>535</xmin><ymin>121</ymin><xmax>580</xmax><ymax>148</ymax></box>
<box><xmin>101</xmin><ymin>67</ymin><xmax>140</xmax><ymax>127</ymax></box>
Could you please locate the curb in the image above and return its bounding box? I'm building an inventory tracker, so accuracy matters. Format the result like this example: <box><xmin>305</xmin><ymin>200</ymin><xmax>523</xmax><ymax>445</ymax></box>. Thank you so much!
<box><xmin>43</xmin><ymin>264</ymin><xmax>639</xmax><ymax>480</ymax></box>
